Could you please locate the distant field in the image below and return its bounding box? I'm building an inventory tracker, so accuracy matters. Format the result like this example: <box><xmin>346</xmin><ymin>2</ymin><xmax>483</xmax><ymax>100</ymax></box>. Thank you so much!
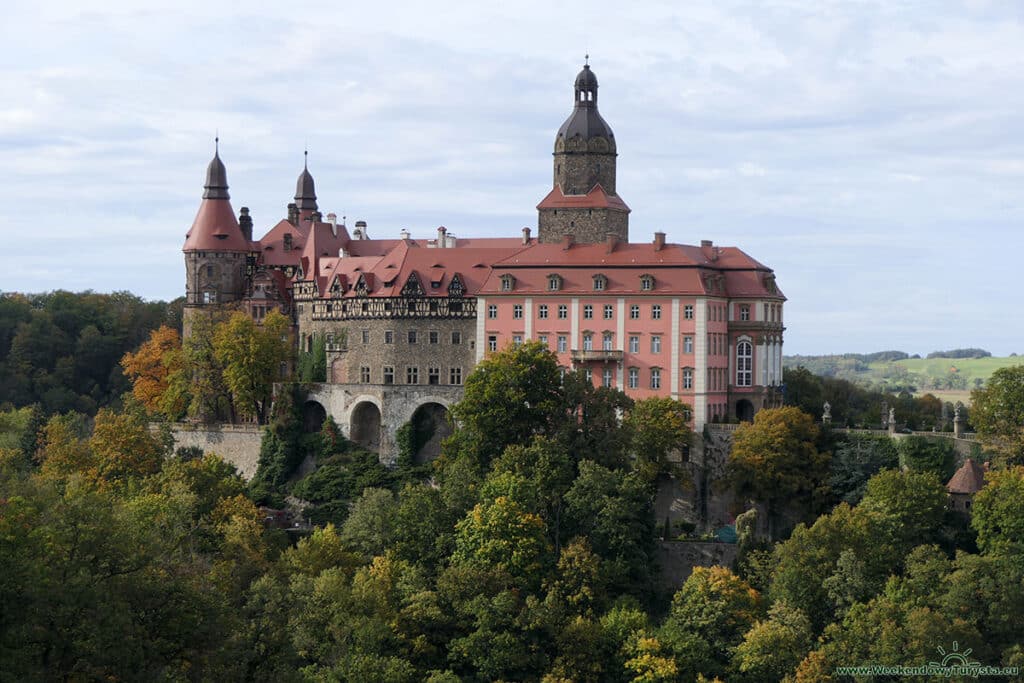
<box><xmin>784</xmin><ymin>354</ymin><xmax>1024</xmax><ymax>404</ymax></box>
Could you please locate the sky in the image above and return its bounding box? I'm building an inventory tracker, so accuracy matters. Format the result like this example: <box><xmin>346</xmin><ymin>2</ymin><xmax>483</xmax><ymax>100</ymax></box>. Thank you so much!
<box><xmin>1</xmin><ymin>0</ymin><xmax>1022</xmax><ymax>356</ymax></box>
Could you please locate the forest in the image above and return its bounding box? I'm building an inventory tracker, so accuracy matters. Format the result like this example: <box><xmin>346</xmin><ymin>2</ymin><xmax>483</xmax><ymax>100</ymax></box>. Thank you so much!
<box><xmin>2</xmin><ymin>293</ymin><xmax>1023</xmax><ymax>680</ymax></box>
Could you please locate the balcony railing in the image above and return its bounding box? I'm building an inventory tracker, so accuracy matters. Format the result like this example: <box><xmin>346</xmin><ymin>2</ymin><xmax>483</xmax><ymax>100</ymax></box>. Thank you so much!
<box><xmin>570</xmin><ymin>349</ymin><xmax>624</xmax><ymax>362</ymax></box>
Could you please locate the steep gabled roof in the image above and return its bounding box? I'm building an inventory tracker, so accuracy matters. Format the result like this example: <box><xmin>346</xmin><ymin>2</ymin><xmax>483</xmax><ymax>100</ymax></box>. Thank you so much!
<box><xmin>947</xmin><ymin>458</ymin><xmax>987</xmax><ymax>495</ymax></box>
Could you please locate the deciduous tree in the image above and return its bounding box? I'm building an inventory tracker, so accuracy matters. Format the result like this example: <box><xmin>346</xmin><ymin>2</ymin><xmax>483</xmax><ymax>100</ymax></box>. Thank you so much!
<box><xmin>970</xmin><ymin>365</ymin><xmax>1024</xmax><ymax>466</ymax></box>
<box><xmin>213</xmin><ymin>310</ymin><xmax>292</xmax><ymax>424</ymax></box>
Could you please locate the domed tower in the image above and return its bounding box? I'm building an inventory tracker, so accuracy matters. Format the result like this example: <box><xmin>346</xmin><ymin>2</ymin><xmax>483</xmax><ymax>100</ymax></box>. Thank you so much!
<box><xmin>537</xmin><ymin>60</ymin><xmax>630</xmax><ymax>243</ymax></box>
<box><xmin>182</xmin><ymin>141</ymin><xmax>251</xmax><ymax>337</ymax></box>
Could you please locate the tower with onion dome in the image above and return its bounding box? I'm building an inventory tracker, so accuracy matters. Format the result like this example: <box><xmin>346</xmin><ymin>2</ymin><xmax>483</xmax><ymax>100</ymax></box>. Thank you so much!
<box><xmin>537</xmin><ymin>59</ymin><xmax>630</xmax><ymax>243</ymax></box>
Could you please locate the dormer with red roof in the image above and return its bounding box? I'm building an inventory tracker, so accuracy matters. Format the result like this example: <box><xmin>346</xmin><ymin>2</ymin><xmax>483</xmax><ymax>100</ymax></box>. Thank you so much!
<box><xmin>539</xmin><ymin>59</ymin><xmax>629</xmax><ymax>244</ymax></box>
<box><xmin>183</xmin><ymin>140</ymin><xmax>252</xmax><ymax>335</ymax></box>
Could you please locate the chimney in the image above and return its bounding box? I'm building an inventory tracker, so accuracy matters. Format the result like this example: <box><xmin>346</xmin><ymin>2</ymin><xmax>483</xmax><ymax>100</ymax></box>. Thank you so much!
<box><xmin>400</xmin><ymin>229</ymin><xmax>410</xmax><ymax>241</ymax></box>
<box><xmin>606</xmin><ymin>232</ymin><xmax>619</xmax><ymax>254</ymax></box>
<box><xmin>437</xmin><ymin>226</ymin><xmax>447</xmax><ymax>248</ymax></box>
<box><xmin>522</xmin><ymin>227</ymin><xmax>531</xmax><ymax>245</ymax></box>
<box><xmin>239</xmin><ymin>207</ymin><xmax>253</xmax><ymax>241</ymax></box>
<box><xmin>287</xmin><ymin>203</ymin><xmax>299</xmax><ymax>226</ymax></box>
<box><xmin>701</xmin><ymin>240</ymin><xmax>717</xmax><ymax>261</ymax></box>
<box><xmin>310</xmin><ymin>210</ymin><xmax>323</xmax><ymax>223</ymax></box>
<box><xmin>562</xmin><ymin>233</ymin><xmax>575</xmax><ymax>250</ymax></box>
<box><xmin>354</xmin><ymin>220</ymin><xmax>367</xmax><ymax>240</ymax></box>
<box><xmin>653</xmin><ymin>232</ymin><xmax>666</xmax><ymax>251</ymax></box>
<box><xmin>327</xmin><ymin>212</ymin><xmax>337</xmax><ymax>237</ymax></box>
<box><xmin>445</xmin><ymin>233</ymin><xmax>457</xmax><ymax>248</ymax></box>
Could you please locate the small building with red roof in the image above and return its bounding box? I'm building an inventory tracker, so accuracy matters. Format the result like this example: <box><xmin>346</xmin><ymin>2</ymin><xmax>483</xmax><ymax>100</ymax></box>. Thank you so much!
<box><xmin>181</xmin><ymin>62</ymin><xmax>785</xmax><ymax>462</ymax></box>
<box><xmin>946</xmin><ymin>458</ymin><xmax>988</xmax><ymax>513</ymax></box>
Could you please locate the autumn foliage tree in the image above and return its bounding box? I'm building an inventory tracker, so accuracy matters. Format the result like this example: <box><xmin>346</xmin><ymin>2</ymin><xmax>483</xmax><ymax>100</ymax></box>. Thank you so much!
<box><xmin>728</xmin><ymin>406</ymin><xmax>829</xmax><ymax>537</ymax></box>
<box><xmin>121</xmin><ymin>325</ymin><xmax>186</xmax><ymax>419</ymax></box>
<box><xmin>213</xmin><ymin>310</ymin><xmax>292</xmax><ymax>424</ymax></box>
<box><xmin>970</xmin><ymin>365</ymin><xmax>1024</xmax><ymax>466</ymax></box>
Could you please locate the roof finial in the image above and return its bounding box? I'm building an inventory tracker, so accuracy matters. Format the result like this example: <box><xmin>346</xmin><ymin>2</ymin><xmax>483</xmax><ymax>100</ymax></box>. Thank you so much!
<box><xmin>304</xmin><ymin>148</ymin><xmax>308</xmax><ymax>170</ymax></box>
<box><xmin>584</xmin><ymin>53</ymin><xmax>589</xmax><ymax>66</ymax></box>
<box><xmin>214</xmin><ymin>132</ymin><xmax>220</xmax><ymax>155</ymax></box>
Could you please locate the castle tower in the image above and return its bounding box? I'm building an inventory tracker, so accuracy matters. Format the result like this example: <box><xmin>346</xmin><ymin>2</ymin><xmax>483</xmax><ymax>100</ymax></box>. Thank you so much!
<box><xmin>294</xmin><ymin>152</ymin><xmax>318</xmax><ymax>211</ymax></box>
<box><xmin>182</xmin><ymin>141</ymin><xmax>251</xmax><ymax>336</ymax></box>
<box><xmin>537</xmin><ymin>60</ymin><xmax>630</xmax><ymax>243</ymax></box>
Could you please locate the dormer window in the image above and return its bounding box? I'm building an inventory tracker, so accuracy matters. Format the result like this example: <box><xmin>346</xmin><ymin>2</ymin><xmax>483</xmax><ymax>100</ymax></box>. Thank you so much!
<box><xmin>547</xmin><ymin>274</ymin><xmax>562</xmax><ymax>291</ymax></box>
<box><xmin>640</xmin><ymin>274</ymin><xmax>654</xmax><ymax>291</ymax></box>
<box><xmin>740</xmin><ymin>305</ymin><xmax>750</xmax><ymax>321</ymax></box>
<box><xmin>593</xmin><ymin>274</ymin><xmax>607</xmax><ymax>291</ymax></box>
<box><xmin>500</xmin><ymin>274</ymin><xmax>515</xmax><ymax>291</ymax></box>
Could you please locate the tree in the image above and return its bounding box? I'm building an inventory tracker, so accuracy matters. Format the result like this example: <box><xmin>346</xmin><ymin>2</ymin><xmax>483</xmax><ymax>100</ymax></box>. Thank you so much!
<box><xmin>445</xmin><ymin>341</ymin><xmax>563</xmax><ymax>469</ymax></box>
<box><xmin>971</xmin><ymin>466</ymin><xmax>1024</xmax><ymax>555</ymax></box>
<box><xmin>453</xmin><ymin>495</ymin><xmax>552</xmax><ymax>588</ymax></box>
<box><xmin>340</xmin><ymin>487</ymin><xmax>399</xmax><ymax>560</ymax></box>
<box><xmin>728</xmin><ymin>407</ymin><xmax>829</xmax><ymax>536</ymax></box>
<box><xmin>173</xmin><ymin>311</ymin><xmax>233</xmax><ymax>422</ymax></box>
<box><xmin>623</xmin><ymin>397</ymin><xmax>692</xmax><ymax>482</ymax></box>
<box><xmin>660</xmin><ymin>566</ymin><xmax>763</xmax><ymax>680</ymax></box>
<box><xmin>970</xmin><ymin>365</ymin><xmax>1024</xmax><ymax>466</ymax></box>
<box><xmin>121</xmin><ymin>325</ymin><xmax>186</xmax><ymax>418</ymax></box>
<box><xmin>732</xmin><ymin>602</ymin><xmax>813</xmax><ymax>683</ymax></box>
<box><xmin>89</xmin><ymin>407</ymin><xmax>165</xmax><ymax>484</ymax></box>
<box><xmin>896</xmin><ymin>435</ymin><xmax>956</xmax><ymax>481</ymax></box>
<box><xmin>213</xmin><ymin>310</ymin><xmax>292</xmax><ymax>424</ymax></box>
<box><xmin>828</xmin><ymin>434</ymin><xmax>898</xmax><ymax>505</ymax></box>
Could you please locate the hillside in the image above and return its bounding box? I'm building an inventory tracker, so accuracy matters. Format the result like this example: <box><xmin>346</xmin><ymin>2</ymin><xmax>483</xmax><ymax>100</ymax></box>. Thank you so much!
<box><xmin>783</xmin><ymin>352</ymin><xmax>1024</xmax><ymax>400</ymax></box>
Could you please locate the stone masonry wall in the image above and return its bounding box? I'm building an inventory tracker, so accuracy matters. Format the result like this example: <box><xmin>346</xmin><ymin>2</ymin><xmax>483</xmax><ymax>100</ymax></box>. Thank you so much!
<box><xmin>656</xmin><ymin>541</ymin><xmax>738</xmax><ymax>593</ymax></box>
<box><xmin>167</xmin><ymin>424</ymin><xmax>264</xmax><ymax>480</ymax></box>
<box><xmin>538</xmin><ymin>206</ymin><xmax>629</xmax><ymax>244</ymax></box>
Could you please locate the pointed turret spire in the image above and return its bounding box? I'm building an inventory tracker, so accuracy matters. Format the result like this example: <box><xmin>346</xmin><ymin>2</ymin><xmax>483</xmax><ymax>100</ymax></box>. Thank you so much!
<box><xmin>294</xmin><ymin>150</ymin><xmax>318</xmax><ymax>210</ymax></box>
<box><xmin>203</xmin><ymin>137</ymin><xmax>230</xmax><ymax>199</ymax></box>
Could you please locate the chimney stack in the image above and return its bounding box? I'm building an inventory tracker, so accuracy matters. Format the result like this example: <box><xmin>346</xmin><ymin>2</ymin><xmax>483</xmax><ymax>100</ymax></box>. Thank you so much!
<box><xmin>287</xmin><ymin>203</ymin><xmax>299</xmax><ymax>226</ymax></box>
<box><xmin>606</xmin><ymin>232</ymin><xmax>619</xmax><ymax>254</ymax></box>
<box><xmin>522</xmin><ymin>227</ymin><xmax>531</xmax><ymax>245</ymax></box>
<box><xmin>400</xmin><ymin>229</ymin><xmax>410</xmax><ymax>241</ymax></box>
<box><xmin>437</xmin><ymin>226</ymin><xmax>447</xmax><ymax>248</ymax></box>
<box><xmin>327</xmin><ymin>212</ymin><xmax>337</xmax><ymax>237</ymax></box>
<box><xmin>239</xmin><ymin>207</ymin><xmax>253</xmax><ymax>241</ymax></box>
<box><xmin>562</xmin><ymin>233</ymin><xmax>575</xmax><ymax>250</ymax></box>
<box><xmin>354</xmin><ymin>220</ymin><xmax>367</xmax><ymax>240</ymax></box>
<box><xmin>653</xmin><ymin>232</ymin><xmax>666</xmax><ymax>251</ymax></box>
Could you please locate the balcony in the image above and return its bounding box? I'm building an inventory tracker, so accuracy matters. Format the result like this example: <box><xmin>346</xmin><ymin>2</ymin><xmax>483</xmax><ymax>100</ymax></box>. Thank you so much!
<box><xmin>570</xmin><ymin>349</ymin><xmax>624</xmax><ymax>363</ymax></box>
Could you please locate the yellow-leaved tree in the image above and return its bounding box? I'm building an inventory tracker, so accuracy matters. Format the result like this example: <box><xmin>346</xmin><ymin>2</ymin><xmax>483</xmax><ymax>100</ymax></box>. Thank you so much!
<box><xmin>212</xmin><ymin>310</ymin><xmax>292</xmax><ymax>424</ymax></box>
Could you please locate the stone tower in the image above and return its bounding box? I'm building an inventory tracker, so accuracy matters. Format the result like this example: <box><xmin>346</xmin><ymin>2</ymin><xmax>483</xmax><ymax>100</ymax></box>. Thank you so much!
<box><xmin>182</xmin><ymin>142</ymin><xmax>251</xmax><ymax>336</ymax></box>
<box><xmin>537</xmin><ymin>61</ymin><xmax>630</xmax><ymax>243</ymax></box>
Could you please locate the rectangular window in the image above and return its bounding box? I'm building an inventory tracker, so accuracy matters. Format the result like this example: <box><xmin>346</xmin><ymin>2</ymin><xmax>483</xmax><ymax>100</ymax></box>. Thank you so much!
<box><xmin>629</xmin><ymin>335</ymin><xmax>639</xmax><ymax>353</ymax></box>
<box><xmin>362</xmin><ymin>329</ymin><xmax>370</xmax><ymax>344</ymax></box>
<box><xmin>406</xmin><ymin>367</ymin><xmax>419</xmax><ymax>384</ymax></box>
<box><xmin>383</xmin><ymin>366</ymin><xmax>394</xmax><ymax>384</ymax></box>
<box><xmin>408</xmin><ymin>330</ymin><xmax>418</xmax><ymax>344</ymax></box>
<box><xmin>202</xmin><ymin>291</ymin><xmax>217</xmax><ymax>304</ymax></box>
<box><xmin>603</xmin><ymin>304</ymin><xmax>614</xmax><ymax>319</ymax></box>
<box><xmin>652</xmin><ymin>304</ymin><xmax>662</xmax><ymax>320</ymax></box>
<box><xmin>603</xmin><ymin>333</ymin><xmax>613</xmax><ymax>351</ymax></box>
<box><xmin>360</xmin><ymin>366</ymin><xmax>371</xmax><ymax>383</ymax></box>
<box><xmin>583</xmin><ymin>334</ymin><xmax>593</xmax><ymax>351</ymax></box>
<box><xmin>488</xmin><ymin>304</ymin><xmax>498</xmax><ymax>319</ymax></box>
<box><xmin>585</xmin><ymin>368</ymin><xmax>593</xmax><ymax>383</ymax></box>
<box><xmin>538</xmin><ymin>334</ymin><xmax>548</xmax><ymax>347</ymax></box>
<box><xmin>512</xmin><ymin>335</ymin><xmax>523</xmax><ymax>346</ymax></box>
<box><xmin>549</xmin><ymin>277</ymin><xmax>560</xmax><ymax>291</ymax></box>
<box><xmin>651</xmin><ymin>335</ymin><xmax>662</xmax><ymax>353</ymax></box>
<box><xmin>683</xmin><ymin>368</ymin><xmax>693</xmax><ymax>389</ymax></box>
<box><xmin>513</xmin><ymin>304</ymin><xmax>523</xmax><ymax>319</ymax></box>
<box><xmin>488</xmin><ymin>335</ymin><xmax>498</xmax><ymax>352</ymax></box>
<box><xmin>538</xmin><ymin>304</ymin><xmax>549</xmax><ymax>319</ymax></box>
<box><xmin>429</xmin><ymin>330</ymin><xmax>439</xmax><ymax>344</ymax></box>
<box><xmin>651</xmin><ymin>368</ymin><xmax>661</xmax><ymax>389</ymax></box>
<box><xmin>583</xmin><ymin>305</ymin><xmax>593</xmax><ymax>319</ymax></box>
<box><xmin>558</xmin><ymin>304</ymin><xmax>568</xmax><ymax>319</ymax></box>
<box><xmin>384</xmin><ymin>331</ymin><xmax>394</xmax><ymax>344</ymax></box>
<box><xmin>684</xmin><ymin>336</ymin><xmax>693</xmax><ymax>354</ymax></box>
<box><xmin>684</xmin><ymin>305</ymin><xmax>694</xmax><ymax>320</ymax></box>
<box><xmin>451</xmin><ymin>331</ymin><xmax>462</xmax><ymax>344</ymax></box>
<box><xmin>450</xmin><ymin>367</ymin><xmax>463</xmax><ymax>385</ymax></box>
<box><xmin>557</xmin><ymin>335</ymin><xmax>567</xmax><ymax>353</ymax></box>
<box><xmin>602</xmin><ymin>368</ymin><xmax>613</xmax><ymax>388</ymax></box>
<box><xmin>428</xmin><ymin>367</ymin><xmax>440</xmax><ymax>385</ymax></box>
<box><xmin>630</xmin><ymin>304</ymin><xmax>640</xmax><ymax>319</ymax></box>
<box><xmin>594</xmin><ymin>277</ymin><xmax>605</xmax><ymax>291</ymax></box>
<box><xmin>628</xmin><ymin>368</ymin><xmax>639</xmax><ymax>389</ymax></box>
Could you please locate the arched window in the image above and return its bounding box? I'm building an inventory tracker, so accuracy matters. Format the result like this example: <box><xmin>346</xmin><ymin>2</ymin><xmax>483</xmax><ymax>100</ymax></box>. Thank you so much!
<box><xmin>737</xmin><ymin>341</ymin><xmax>753</xmax><ymax>387</ymax></box>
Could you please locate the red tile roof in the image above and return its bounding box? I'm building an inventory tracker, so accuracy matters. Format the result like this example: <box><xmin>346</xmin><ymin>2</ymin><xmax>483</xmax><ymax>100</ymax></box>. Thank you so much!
<box><xmin>184</xmin><ymin>199</ymin><xmax>251</xmax><ymax>252</ymax></box>
<box><xmin>947</xmin><ymin>458</ymin><xmax>987</xmax><ymax>495</ymax></box>
<box><xmin>536</xmin><ymin>184</ymin><xmax>630</xmax><ymax>212</ymax></box>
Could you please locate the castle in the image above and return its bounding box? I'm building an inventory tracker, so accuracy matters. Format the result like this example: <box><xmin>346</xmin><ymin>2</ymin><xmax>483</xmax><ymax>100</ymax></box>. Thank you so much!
<box><xmin>182</xmin><ymin>62</ymin><xmax>785</xmax><ymax>462</ymax></box>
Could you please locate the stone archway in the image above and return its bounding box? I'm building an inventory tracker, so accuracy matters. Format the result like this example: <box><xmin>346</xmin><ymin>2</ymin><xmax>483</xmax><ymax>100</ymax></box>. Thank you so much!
<box><xmin>350</xmin><ymin>401</ymin><xmax>382</xmax><ymax>452</ymax></box>
<box><xmin>736</xmin><ymin>399</ymin><xmax>755</xmax><ymax>423</ymax></box>
<box><xmin>408</xmin><ymin>402</ymin><xmax>452</xmax><ymax>464</ymax></box>
<box><xmin>301</xmin><ymin>400</ymin><xmax>327</xmax><ymax>433</ymax></box>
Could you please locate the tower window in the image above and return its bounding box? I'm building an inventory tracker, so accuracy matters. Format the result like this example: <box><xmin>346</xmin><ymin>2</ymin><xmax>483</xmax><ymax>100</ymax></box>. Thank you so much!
<box><xmin>737</xmin><ymin>341</ymin><xmax>753</xmax><ymax>387</ymax></box>
<box><xmin>202</xmin><ymin>291</ymin><xmax>217</xmax><ymax>304</ymax></box>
